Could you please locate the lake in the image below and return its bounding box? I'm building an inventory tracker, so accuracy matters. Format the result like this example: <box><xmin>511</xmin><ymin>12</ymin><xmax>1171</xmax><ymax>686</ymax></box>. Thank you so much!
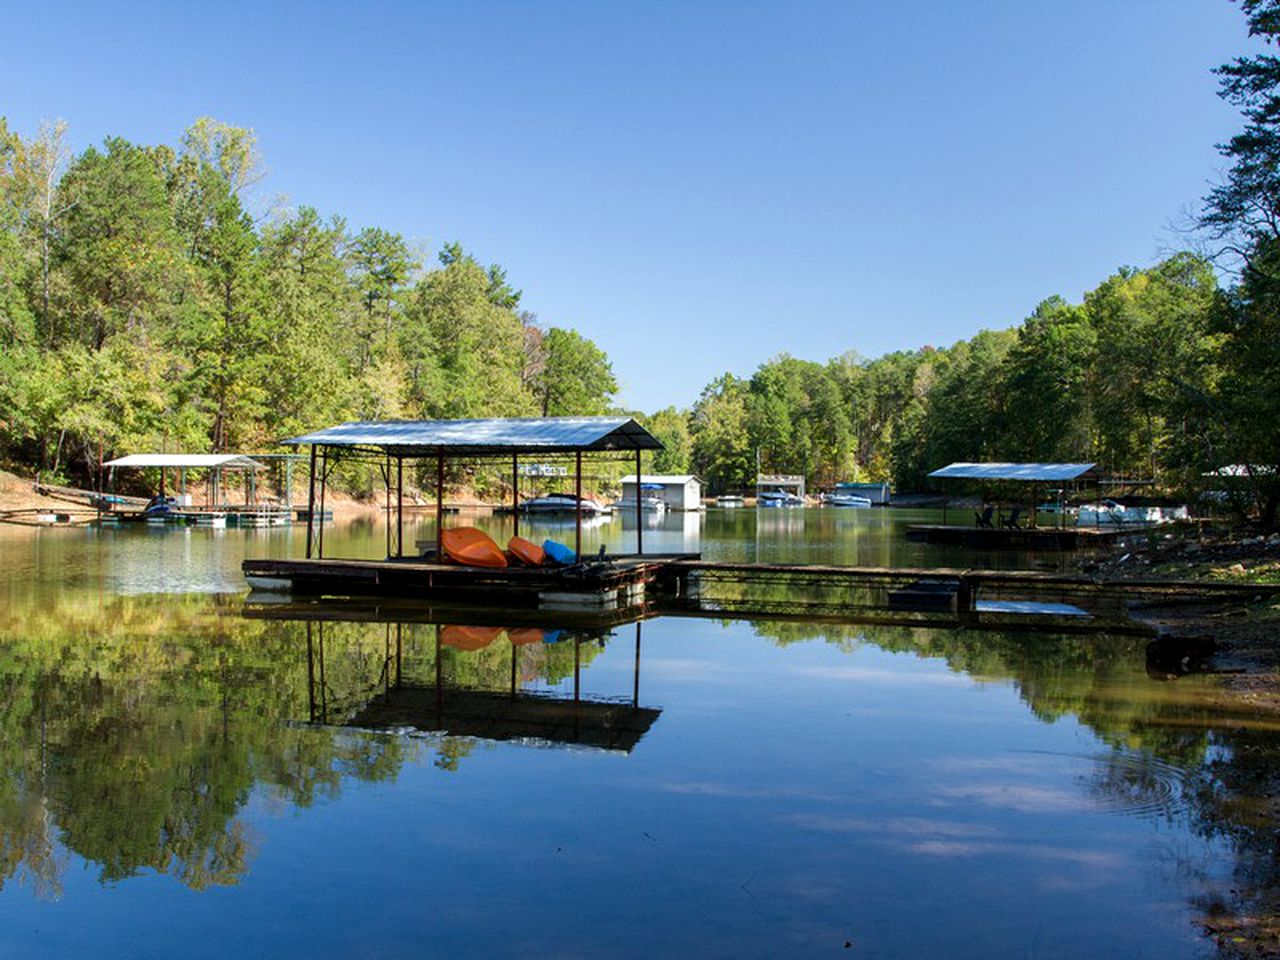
<box><xmin>0</xmin><ymin>509</ymin><xmax>1268</xmax><ymax>958</ymax></box>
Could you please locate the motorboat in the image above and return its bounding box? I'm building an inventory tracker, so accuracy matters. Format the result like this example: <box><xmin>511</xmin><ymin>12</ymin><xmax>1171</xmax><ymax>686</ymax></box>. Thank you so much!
<box><xmin>519</xmin><ymin>493</ymin><xmax>612</xmax><ymax>516</ymax></box>
<box><xmin>1076</xmin><ymin>501</ymin><xmax>1187</xmax><ymax>526</ymax></box>
<box><xmin>757</xmin><ymin>490</ymin><xmax>804</xmax><ymax>508</ymax></box>
<box><xmin>823</xmin><ymin>491</ymin><xmax>872</xmax><ymax>508</ymax></box>
<box><xmin>823</xmin><ymin>482</ymin><xmax>873</xmax><ymax>508</ymax></box>
<box><xmin>716</xmin><ymin>495</ymin><xmax>745</xmax><ymax>507</ymax></box>
<box><xmin>613</xmin><ymin>495</ymin><xmax>666</xmax><ymax>513</ymax></box>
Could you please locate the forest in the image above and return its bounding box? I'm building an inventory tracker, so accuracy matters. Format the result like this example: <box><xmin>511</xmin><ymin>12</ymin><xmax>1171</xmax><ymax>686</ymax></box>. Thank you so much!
<box><xmin>1</xmin><ymin>2</ymin><xmax>1279</xmax><ymax>521</ymax></box>
<box><xmin>0</xmin><ymin>118</ymin><xmax>621</xmax><ymax>484</ymax></box>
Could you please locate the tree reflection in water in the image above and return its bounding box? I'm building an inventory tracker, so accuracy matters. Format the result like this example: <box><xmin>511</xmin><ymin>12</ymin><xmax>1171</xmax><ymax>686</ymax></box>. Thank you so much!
<box><xmin>0</xmin><ymin>591</ymin><xmax>1277</xmax><ymax>955</ymax></box>
<box><xmin>0</xmin><ymin>595</ymin><xmax>609</xmax><ymax>894</ymax></box>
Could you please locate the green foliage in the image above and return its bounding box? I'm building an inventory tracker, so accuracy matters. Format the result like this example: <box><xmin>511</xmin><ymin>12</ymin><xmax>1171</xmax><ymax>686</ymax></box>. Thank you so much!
<box><xmin>676</xmin><ymin>255</ymin><xmax>1231</xmax><ymax>502</ymax></box>
<box><xmin>0</xmin><ymin>120</ymin><xmax>617</xmax><ymax>486</ymax></box>
<box><xmin>644</xmin><ymin>406</ymin><xmax>693</xmax><ymax>474</ymax></box>
<box><xmin>533</xmin><ymin>327</ymin><xmax>617</xmax><ymax>416</ymax></box>
<box><xmin>690</xmin><ymin>374</ymin><xmax>753</xmax><ymax>493</ymax></box>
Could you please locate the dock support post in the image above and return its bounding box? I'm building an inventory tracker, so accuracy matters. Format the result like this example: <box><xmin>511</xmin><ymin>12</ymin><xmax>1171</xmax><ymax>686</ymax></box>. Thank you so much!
<box><xmin>434</xmin><ymin>624</ymin><xmax>443</xmax><ymax>720</ymax></box>
<box><xmin>306</xmin><ymin>622</ymin><xmax>316</xmax><ymax>722</ymax></box>
<box><xmin>317</xmin><ymin>621</ymin><xmax>328</xmax><ymax>724</ymax></box>
<box><xmin>633</xmin><ymin>620</ymin><xmax>642</xmax><ymax>706</ymax></box>
<box><xmin>512</xmin><ymin>454</ymin><xmax>519</xmax><ymax>539</ymax></box>
<box><xmin>435</xmin><ymin>454</ymin><xmax>444</xmax><ymax>558</ymax></box>
<box><xmin>397</xmin><ymin>457</ymin><xmax>403</xmax><ymax>558</ymax></box>
<box><xmin>575</xmin><ymin>451</ymin><xmax>583</xmax><ymax>560</ymax></box>
<box><xmin>383</xmin><ymin>456</ymin><xmax>391</xmax><ymax>559</ymax></box>
<box><xmin>305</xmin><ymin>445</ymin><xmax>317</xmax><ymax>559</ymax></box>
<box><xmin>510</xmin><ymin>640</ymin><xmax>517</xmax><ymax>700</ymax></box>
<box><xmin>318</xmin><ymin>449</ymin><xmax>328</xmax><ymax>559</ymax></box>
<box><xmin>635</xmin><ymin>448</ymin><xmax>643</xmax><ymax>556</ymax></box>
<box><xmin>957</xmin><ymin>575</ymin><xmax>977</xmax><ymax>627</ymax></box>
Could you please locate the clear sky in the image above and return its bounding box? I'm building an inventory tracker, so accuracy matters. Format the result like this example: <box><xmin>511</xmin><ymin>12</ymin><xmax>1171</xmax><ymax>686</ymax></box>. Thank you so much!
<box><xmin>0</xmin><ymin>0</ymin><xmax>1257</xmax><ymax>411</ymax></box>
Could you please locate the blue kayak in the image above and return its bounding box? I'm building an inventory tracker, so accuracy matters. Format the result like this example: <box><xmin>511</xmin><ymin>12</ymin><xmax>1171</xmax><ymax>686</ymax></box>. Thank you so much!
<box><xmin>542</xmin><ymin>539</ymin><xmax>576</xmax><ymax>565</ymax></box>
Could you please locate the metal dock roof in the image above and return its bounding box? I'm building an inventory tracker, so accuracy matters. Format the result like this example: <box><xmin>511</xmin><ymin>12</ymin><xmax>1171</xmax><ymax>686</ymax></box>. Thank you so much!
<box><xmin>928</xmin><ymin>462</ymin><xmax>1097</xmax><ymax>482</ymax></box>
<box><xmin>284</xmin><ymin>416</ymin><xmax>663</xmax><ymax>456</ymax></box>
<box><xmin>103</xmin><ymin>454</ymin><xmax>265</xmax><ymax>469</ymax></box>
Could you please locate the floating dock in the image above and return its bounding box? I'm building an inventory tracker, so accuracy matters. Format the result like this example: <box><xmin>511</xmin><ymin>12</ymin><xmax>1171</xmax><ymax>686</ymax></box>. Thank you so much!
<box><xmin>243</xmin><ymin>553</ymin><xmax>699</xmax><ymax>610</ymax></box>
<box><xmin>242</xmin><ymin>554</ymin><xmax>1280</xmax><ymax>629</ymax></box>
<box><xmin>906</xmin><ymin>524</ymin><xmax>1139</xmax><ymax>550</ymax></box>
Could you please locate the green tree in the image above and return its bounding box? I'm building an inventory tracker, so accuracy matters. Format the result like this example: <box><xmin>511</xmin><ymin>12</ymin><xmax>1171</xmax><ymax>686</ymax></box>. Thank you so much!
<box><xmin>54</xmin><ymin>137</ymin><xmax>183</xmax><ymax>350</ymax></box>
<box><xmin>690</xmin><ymin>374</ymin><xmax>753</xmax><ymax>492</ymax></box>
<box><xmin>533</xmin><ymin>327</ymin><xmax>617</xmax><ymax>416</ymax></box>
<box><xmin>403</xmin><ymin>249</ymin><xmax>533</xmax><ymax>418</ymax></box>
<box><xmin>645</xmin><ymin>406</ymin><xmax>693</xmax><ymax>473</ymax></box>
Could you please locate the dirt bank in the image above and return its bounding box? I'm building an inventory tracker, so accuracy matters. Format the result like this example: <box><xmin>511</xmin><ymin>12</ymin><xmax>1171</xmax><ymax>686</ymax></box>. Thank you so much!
<box><xmin>1077</xmin><ymin>526</ymin><xmax>1280</xmax><ymax>704</ymax></box>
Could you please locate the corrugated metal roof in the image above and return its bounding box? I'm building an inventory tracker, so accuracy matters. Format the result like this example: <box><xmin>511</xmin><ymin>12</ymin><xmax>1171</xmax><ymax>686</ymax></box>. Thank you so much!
<box><xmin>103</xmin><ymin>454</ymin><xmax>265</xmax><ymax>469</ymax></box>
<box><xmin>284</xmin><ymin>417</ymin><xmax>663</xmax><ymax>455</ymax></box>
<box><xmin>620</xmin><ymin>474</ymin><xmax>700</xmax><ymax>484</ymax></box>
<box><xmin>928</xmin><ymin>462</ymin><xmax>1097</xmax><ymax>482</ymax></box>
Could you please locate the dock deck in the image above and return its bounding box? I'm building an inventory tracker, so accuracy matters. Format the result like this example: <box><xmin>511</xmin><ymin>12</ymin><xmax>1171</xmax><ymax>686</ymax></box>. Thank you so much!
<box><xmin>906</xmin><ymin>523</ymin><xmax>1140</xmax><ymax>549</ymax></box>
<box><xmin>243</xmin><ymin>553</ymin><xmax>1280</xmax><ymax>625</ymax></box>
<box><xmin>243</xmin><ymin>553</ymin><xmax>699</xmax><ymax>609</ymax></box>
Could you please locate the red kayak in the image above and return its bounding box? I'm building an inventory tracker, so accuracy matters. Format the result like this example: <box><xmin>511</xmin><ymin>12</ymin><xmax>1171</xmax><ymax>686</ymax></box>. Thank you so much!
<box><xmin>440</xmin><ymin>527</ymin><xmax>508</xmax><ymax>568</ymax></box>
<box><xmin>507</xmin><ymin>628</ymin><xmax>545</xmax><ymax>646</ymax></box>
<box><xmin>507</xmin><ymin>535</ymin><xmax>546</xmax><ymax>566</ymax></box>
<box><xmin>440</xmin><ymin>625</ymin><xmax>504</xmax><ymax>651</ymax></box>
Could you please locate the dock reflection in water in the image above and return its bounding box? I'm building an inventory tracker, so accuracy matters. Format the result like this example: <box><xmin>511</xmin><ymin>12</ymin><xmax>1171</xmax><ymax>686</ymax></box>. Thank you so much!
<box><xmin>1</xmin><ymin>578</ymin><xmax>1279</xmax><ymax>957</ymax></box>
<box><xmin>303</xmin><ymin>618</ymin><xmax>660</xmax><ymax>754</ymax></box>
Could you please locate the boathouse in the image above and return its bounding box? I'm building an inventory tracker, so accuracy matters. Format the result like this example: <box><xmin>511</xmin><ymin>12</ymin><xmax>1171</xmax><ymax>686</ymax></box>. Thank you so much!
<box><xmin>242</xmin><ymin>416</ymin><xmax>684</xmax><ymax>608</ymax></box>
<box><xmin>620</xmin><ymin>474</ymin><xmax>703</xmax><ymax>510</ymax></box>
<box><xmin>910</xmin><ymin>461</ymin><xmax>1105</xmax><ymax>548</ymax></box>
<box><xmin>103</xmin><ymin>453</ymin><xmax>267</xmax><ymax>504</ymax></box>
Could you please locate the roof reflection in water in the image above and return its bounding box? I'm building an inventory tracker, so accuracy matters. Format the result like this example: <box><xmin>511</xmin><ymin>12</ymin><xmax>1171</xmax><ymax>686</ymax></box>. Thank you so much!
<box><xmin>302</xmin><ymin>617</ymin><xmax>660</xmax><ymax>754</ymax></box>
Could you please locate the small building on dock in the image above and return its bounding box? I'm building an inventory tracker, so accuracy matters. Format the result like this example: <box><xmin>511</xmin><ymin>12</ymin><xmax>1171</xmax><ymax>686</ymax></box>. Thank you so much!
<box><xmin>620</xmin><ymin>474</ymin><xmax>703</xmax><ymax>510</ymax></box>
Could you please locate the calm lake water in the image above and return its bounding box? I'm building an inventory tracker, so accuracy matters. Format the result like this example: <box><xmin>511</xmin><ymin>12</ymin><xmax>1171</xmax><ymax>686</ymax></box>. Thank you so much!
<box><xmin>0</xmin><ymin>509</ymin><xmax>1271</xmax><ymax>958</ymax></box>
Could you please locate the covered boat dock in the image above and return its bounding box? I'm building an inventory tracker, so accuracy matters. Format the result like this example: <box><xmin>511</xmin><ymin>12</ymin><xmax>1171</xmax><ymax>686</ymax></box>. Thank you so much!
<box><xmin>909</xmin><ymin>461</ymin><xmax>1116</xmax><ymax>549</ymax></box>
<box><xmin>100</xmin><ymin>453</ymin><xmax>300</xmax><ymax>525</ymax></box>
<box><xmin>245</xmin><ymin>416</ymin><xmax>687</xmax><ymax>608</ymax></box>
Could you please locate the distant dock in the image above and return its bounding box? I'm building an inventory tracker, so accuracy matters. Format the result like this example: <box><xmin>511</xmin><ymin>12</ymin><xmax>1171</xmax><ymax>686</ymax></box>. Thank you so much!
<box><xmin>905</xmin><ymin>523</ymin><xmax>1136</xmax><ymax>550</ymax></box>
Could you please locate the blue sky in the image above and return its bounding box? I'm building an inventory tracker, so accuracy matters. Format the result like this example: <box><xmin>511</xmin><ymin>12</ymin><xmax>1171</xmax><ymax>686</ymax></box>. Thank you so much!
<box><xmin>0</xmin><ymin>1</ymin><xmax>1256</xmax><ymax>410</ymax></box>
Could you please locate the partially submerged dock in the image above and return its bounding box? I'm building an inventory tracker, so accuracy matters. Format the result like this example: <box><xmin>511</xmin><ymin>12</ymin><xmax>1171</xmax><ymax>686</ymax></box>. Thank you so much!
<box><xmin>905</xmin><ymin>523</ymin><xmax>1131</xmax><ymax>549</ymax></box>
<box><xmin>244</xmin><ymin>553</ymin><xmax>697</xmax><ymax>609</ymax></box>
<box><xmin>244</xmin><ymin>553</ymin><xmax>1280</xmax><ymax>631</ymax></box>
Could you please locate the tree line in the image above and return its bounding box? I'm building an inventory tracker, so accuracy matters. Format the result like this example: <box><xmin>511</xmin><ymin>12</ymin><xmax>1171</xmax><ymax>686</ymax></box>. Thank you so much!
<box><xmin>680</xmin><ymin>0</ymin><xmax>1280</xmax><ymax>526</ymax></box>
<box><xmin>682</xmin><ymin>252</ymin><xmax>1224</xmax><ymax>495</ymax></box>
<box><xmin>0</xmin><ymin>118</ymin><xmax>619</xmax><ymax>483</ymax></box>
<box><xmin>2</xmin><ymin>3</ymin><xmax>1279</xmax><ymax>522</ymax></box>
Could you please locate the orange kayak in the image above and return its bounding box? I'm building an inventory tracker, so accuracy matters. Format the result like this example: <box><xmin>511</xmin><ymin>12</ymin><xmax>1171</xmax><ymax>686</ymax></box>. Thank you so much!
<box><xmin>507</xmin><ymin>535</ymin><xmax>546</xmax><ymax>566</ymax></box>
<box><xmin>507</xmin><ymin>627</ymin><xmax>545</xmax><ymax>646</ymax></box>
<box><xmin>441</xmin><ymin>625</ymin><xmax>504</xmax><ymax>651</ymax></box>
<box><xmin>440</xmin><ymin>526</ymin><xmax>508</xmax><ymax>568</ymax></box>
